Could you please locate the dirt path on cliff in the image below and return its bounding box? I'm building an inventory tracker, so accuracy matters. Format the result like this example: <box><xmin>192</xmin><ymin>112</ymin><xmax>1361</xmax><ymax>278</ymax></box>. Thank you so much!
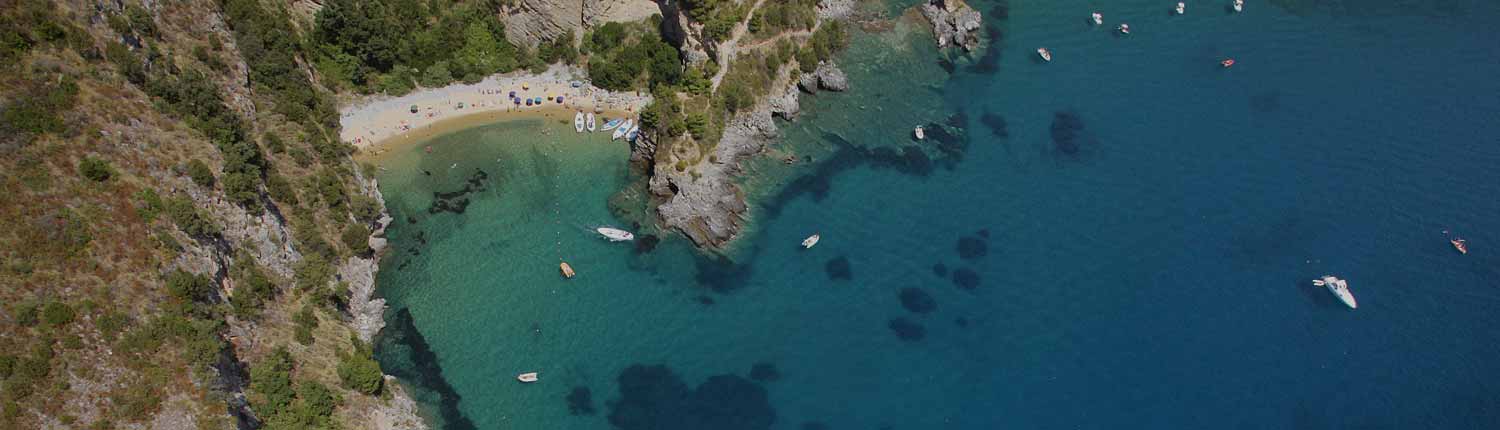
<box><xmin>709</xmin><ymin>0</ymin><xmax>769</xmax><ymax>91</ymax></box>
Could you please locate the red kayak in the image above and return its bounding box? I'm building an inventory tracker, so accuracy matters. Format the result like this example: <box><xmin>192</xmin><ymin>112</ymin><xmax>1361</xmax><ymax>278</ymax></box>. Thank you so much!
<box><xmin>1452</xmin><ymin>238</ymin><xmax>1468</xmax><ymax>255</ymax></box>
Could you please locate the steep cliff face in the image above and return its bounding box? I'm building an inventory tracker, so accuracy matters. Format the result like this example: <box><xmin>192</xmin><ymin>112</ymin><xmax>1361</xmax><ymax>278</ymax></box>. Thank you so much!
<box><xmin>501</xmin><ymin>0</ymin><xmax>662</xmax><ymax>47</ymax></box>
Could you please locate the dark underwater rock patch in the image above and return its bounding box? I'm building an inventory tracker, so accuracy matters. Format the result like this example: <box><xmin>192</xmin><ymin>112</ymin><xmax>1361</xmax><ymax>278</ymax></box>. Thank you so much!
<box><xmin>375</xmin><ymin>308</ymin><xmax>479</xmax><ymax>430</ymax></box>
<box><xmin>957</xmin><ymin>236</ymin><xmax>987</xmax><ymax>260</ymax></box>
<box><xmin>802</xmin><ymin>422</ymin><xmax>831</xmax><ymax>430</ymax></box>
<box><xmin>695</xmin><ymin>295</ymin><xmax>716</xmax><ymax>306</ymax></box>
<box><xmin>955</xmin><ymin>317</ymin><xmax>970</xmax><ymax>328</ymax></box>
<box><xmin>607</xmin><ymin>364</ymin><xmax>775</xmax><ymax>430</ymax></box>
<box><xmin>567</xmin><ymin>386</ymin><xmax>595</xmax><ymax>415</ymax></box>
<box><xmin>952</xmin><ymin>268</ymin><xmax>981</xmax><ymax>290</ymax></box>
<box><xmin>749</xmin><ymin>362</ymin><xmax>780</xmax><ymax>382</ymax></box>
<box><xmin>898</xmin><ymin>288</ymin><xmax>937</xmax><ymax>314</ymax></box>
<box><xmin>977</xmin><ymin>228</ymin><xmax>990</xmax><ymax>239</ymax></box>
<box><xmin>695</xmin><ymin>254</ymin><xmax>754</xmax><ymax>293</ymax></box>
<box><xmin>888</xmin><ymin>317</ymin><xmax>926</xmax><ymax>342</ymax></box>
<box><xmin>825</xmin><ymin>256</ymin><xmax>852</xmax><ymax>281</ymax></box>
<box><xmin>980</xmin><ymin>112</ymin><xmax>1008</xmax><ymax>138</ymax></box>
<box><xmin>635</xmin><ymin>234</ymin><xmax>660</xmax><ymax>254</ymax></box>
<box><xmin>932</xmin><ymin>263</ymin><xmax>948</xmax><ymax>277</ymax></box>
<box><xmin>1049</xmin><ymin>110</ymin><xmax>1088</xmax><ymax>156</ymax></box>
<box><xmin>428</xmin><ymin>169</ymin><xmax>490</xmax><ymax>215</ymax></box>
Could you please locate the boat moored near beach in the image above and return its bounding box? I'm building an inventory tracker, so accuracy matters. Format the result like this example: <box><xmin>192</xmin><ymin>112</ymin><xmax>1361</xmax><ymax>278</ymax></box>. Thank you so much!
<box><xmin>586</xmin><ymin>112</ymin><xmax>596</xmax><ymax>132</ymax></box>
<box><xmin>574</xmin><ymin>111</ymin><xmax>585</xmax><ymax>133</ymax></box>
<box><xmin>613</xmin><ymin>119</ymin><xmax>634</xmax><ymax>140</ymax></box>
<box><xmin>1312</xmin><ymin>275</ymin><xmax>1358</xmax><ymax>309</ymax></box>
<box><xmin>597</xmin><ymin>227</ymin><xmax>635</xmax><ymax>242</ymax></box>
<box><xmin>625</xmin><ymin>124</ymin><xmax>640</xmax><ymax>142</ymax></box>
<box><xmin>517</xmin><ymin>372</ymin><xmax>539</xmax><ymax>383</ymax></box>
<box><xmin>600</xmin><ymin>118</ymin><xmax>623</xmax><ymax>131</ymax></box>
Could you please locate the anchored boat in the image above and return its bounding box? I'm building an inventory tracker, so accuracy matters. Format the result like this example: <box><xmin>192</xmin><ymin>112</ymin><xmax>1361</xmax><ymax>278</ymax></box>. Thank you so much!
<box><xmin>574</xmin><ymin>111</ymin><xmax>585</xmax><ymax>133</ymax></box>
<box><xmin>612</xmin><ymin>119</ymin><xmax>634</xmax><ymax>140</ymax></box>
<box><xmin>1037</xmin><ymin>47</ymin><xmax>1052</xmax><ymax>62</ymax></box>
<box><xmin>1233</xmin><ymin>0</ymin><xmax>1244</xmax><ymax>12</ymax></box>
<box><xmin>1091</xmin><ymin>12</ymin><xmax>1103</xmax><ymax>25</ymax></box>
<box><xmin>560</xmin><ymin>262</ymin><xmax>575</xmax><ymax>279</ymax></box>
<box><xmin>1452</xmin><ymin>238</ymin><xmax>1468</xmax><ymax>254</ymax></box>
<box><xmin>600</xmin><ymin>118</ymin><xmax>623</xmax><ymax>131</ymax></box>
<box><xmin>1312</xmin><ymin>275</ymin><xmax>1358</xmax><ymax>309</ymax></box>
<box><xmin>802</xmin><ymin>234</ymin><xmax>820</xmax><ymax>249</ymax></box>
<box><xmin>586</xmin><ymin>113</ymin><xmax>597</xmax><ymax>132</ymax></box>
<box><xmin>1175</xmin><ymin>2</ymin><xmax>1186</xmax><ymax>14</ymax></box>
<box><xmin>517</xmin><ymin>372</ymin><xmax>539</xmax><ymax>383</ymax></box>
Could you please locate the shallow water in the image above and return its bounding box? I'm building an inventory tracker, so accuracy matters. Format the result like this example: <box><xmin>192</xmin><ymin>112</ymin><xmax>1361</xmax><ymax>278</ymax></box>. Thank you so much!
<box><xmin>375</xmin><ymin>1</ymin><xmax>1500</xmax><ymax>428</ymax></box>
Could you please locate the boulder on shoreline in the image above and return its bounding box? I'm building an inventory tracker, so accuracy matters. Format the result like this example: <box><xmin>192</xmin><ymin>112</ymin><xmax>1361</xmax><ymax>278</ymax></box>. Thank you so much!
<box><xmin>919</xmin><ymin>0</ymin><xmax>983</xmax><ymax>51</ymax></box>
<box><xmin>797</xmin><ymin>61</ymin><xmax>850</xmax><ymax>93</ymax></box>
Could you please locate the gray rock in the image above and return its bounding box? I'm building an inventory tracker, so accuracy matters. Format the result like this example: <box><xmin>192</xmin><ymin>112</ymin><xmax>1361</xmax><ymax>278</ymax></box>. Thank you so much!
<box><xmin>814</xmin><ymin>62</ymin><xmax>849</xmax><ymax>92</ymax></box>
<box><xmin>798</xmin><ymin>72</ymin><xmax>820</xmax><ymax>94</ymax></box>
<box><xmin>768</xmin><ymin>83</ymin><xmax>801</xmax><ymax>121</ymax></box>
<box><xmin>817</xmin><ymin>0</ymin><xmax>856</xmax><ymax>20</ymax></box>
<box><xmin>918</xmin><ymin>0</ymin><xmax>984</xmax><ymax>51</ymax></box>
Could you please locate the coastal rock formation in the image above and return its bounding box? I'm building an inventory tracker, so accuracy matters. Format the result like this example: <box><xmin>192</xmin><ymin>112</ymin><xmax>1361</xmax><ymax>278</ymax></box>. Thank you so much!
<box><xmin>658</xmin><ymin>0</ymin><xmax>713</xmax><ymax>66</ymax></box>
<box><xmin>501</xmin><ymin>0</ymin><xmax>661</xmax><ymax>47</ymax></box>
<box><xmin>796</xmin><ymin>61</ymin><xmax>849</xmax><ymax>93</ymax></box>
<box><xmin>817</xmin><ymin>0</ymin><xmax>857</xmax><ymax>20</ymax></box>
<box><xmin>919</xmin><ymin>0</ymin><xmax>983</xmax><ymax>51</ymax></box>
<box><xmin>768</xmin><ymin>81</ymin><xmax>802</xmax><ymax>120</ymax></box>
<box><xmin>652</xmin><ymin>109</ymin><xmax>776</xmax><ymax>247</ymax></box>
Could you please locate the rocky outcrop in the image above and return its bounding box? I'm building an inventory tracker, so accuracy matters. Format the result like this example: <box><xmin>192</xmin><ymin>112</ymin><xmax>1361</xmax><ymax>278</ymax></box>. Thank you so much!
<box><xmin>501</xmin><ymin>0</ymin><xmax>661</xmax><ymax>48</ymax></box>
<box><xmin>347</xmin><ymin>168</ymin><xmax>394</xmax><ymax>343</ymax></box>
<box><xmin>767</xmin><ymin>81</ymin><xmax>801</xmax><ymax>121</ymax></box>
<box><xmin>919</xmin><ymin>0</ymin><xmax>983</xmax><ymax>51</ymax></box>
<box><xmin>817</xmin><ymin>0</ymin><xmax>857</xmax><ymax>20</ymax></box>
<box><xmin>796</xmin><ymin>61</ymin><xmax>849</xmax><ymax>93</ymax></box>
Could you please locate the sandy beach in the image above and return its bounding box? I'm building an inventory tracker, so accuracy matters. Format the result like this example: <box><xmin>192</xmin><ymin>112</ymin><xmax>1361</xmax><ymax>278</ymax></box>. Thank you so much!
<box><xmin>339</xmin><ymin>65</ymin><xmax>653</xmax><ymax>154</ymax></box>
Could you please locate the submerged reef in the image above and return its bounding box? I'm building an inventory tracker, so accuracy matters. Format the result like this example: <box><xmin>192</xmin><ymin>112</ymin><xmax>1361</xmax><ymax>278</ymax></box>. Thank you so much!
<box><xmin>951</xmin><ymin>267</ymin><xmax>981</xmax><ymax>290</ymax></box>
<box><xmin>825</xmin><ymin>256</ymin><xmax>853</xmax><ymax>281</ymax></box>
<box><xmin>607</xmin><ymin>364</ymin><xmax>775</xmax><ymax>430</ymax></box>
<box><xmin>567</xmin><ymin>386</ymin><xmax>596</xmax><ymax>415</ymax></box>
<box><xmin>749</xmin><ymin>362</ymin><xmax>781</xmax><ymax>382</ymax></box>
<box><xmin>888</xmin><ymin>317</ymin><xmax>927</xmax><ymax>342</ymax></box>
<box><xmin>427</xmin><ymin>169</ymin><xmax>490</xmax><ymax>215</ymax></box>
<box><xmin>899</xmin><ymin>287</ymin><xmax>938</xmax><ymax>314</ymax></box>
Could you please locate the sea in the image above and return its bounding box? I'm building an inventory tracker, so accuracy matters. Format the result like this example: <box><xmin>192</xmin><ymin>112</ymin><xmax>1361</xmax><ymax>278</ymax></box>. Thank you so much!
<box><xmin>370</xmin><ymin>0</ymin><xmax>1500</xmax><ymax>429</ymax></box>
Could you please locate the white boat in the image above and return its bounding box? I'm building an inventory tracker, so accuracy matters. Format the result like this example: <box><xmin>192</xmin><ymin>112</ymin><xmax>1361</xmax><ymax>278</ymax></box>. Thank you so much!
<box><xmin>1118</xmin><ymin>23</ymin><xmax>1131</xmax><ymax>34</ymax></box>
<box><xmin>586</xmin><ymin>113</ymin><xmax>597</xmax><ymax>132</ymax></box>
<box><xmin>1037</xmin><ymin>47</ymin><xmax>1052</xmax><ymax>62</ymax></box>
<box><xmin>625</xmin><ymin>125</ymin><xmax>640</xmax><ymax>142</ymax></box>
<box><xmin>600</xmin><ymin>118</ymin><xmax>623</xmax><ymax>131</ymax></box>
<box><xmin>1312</xmin><ymin>275</ymin><xmax>1358</xmax><ymax>309</ymax></box>
<box><xmin>597</xmin><ymin>227</ymin><xmax>635</xmax><ymax>242</ymax></box>
<box><xmin>1233</xmin><ymin>0</ymin><xmax>1243</xmax><ymax>12</ymax></box>
<box><xmin>574</xmin><ymin>112</ymin><xmax>585</xmax><ymax>133</ymax></box>
<box><xmin>1175</xmin><ymin>2</ymin><xmax>1185</xmax><ymax>14</ymax></box>
<box><xmin>612</xmin><ymin>120</ymin><xmax>634</xmax><ymax>140</ymax></box>
<box><xmin>913</xmin><ymin>126</ymin><xmax>926</xmax><ymax>140</ymax></box>
<box><xmin>1091</xmin><ymin>12</ymin><xmax>1103</xmax><ymax>25</ymax></box>
<box><xmin>517</xmin><ymin>372</ymin><xmax>539</xmax><ymax>383</ymax></box>
<box><xmin>450</xmin><ymin>163</ymin><xmax>458</xmax><ymax>169</ymax></box>
<box><xmin>802</xmin><ymin>234</ymin><xmax>820</xmax><ymax>249</ymax></box>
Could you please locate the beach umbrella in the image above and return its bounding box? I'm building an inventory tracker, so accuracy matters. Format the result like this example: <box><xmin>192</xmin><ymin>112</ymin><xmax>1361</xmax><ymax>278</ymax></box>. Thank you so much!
<box><xmin>557</xmin><ymin>96</ymin><xmax>564</xmax><ymax>103</ymax></box>
<box><xmin>509</xmin><ymin>91</ymin><xmax>516</xmax><ymax>98</ymax></box>
<box><xmin>409</xmin><ymin>105</ymin><xmax>418</xmax><ymax>113</ymax></box>
<box><xmin>513</xmin><ymin>98</ymin><xmax>521</xmax><ymax>105</ymax></box>
<box><xmin>525</xmin><ymin>99</ymin><xmax>533</xmax><ymax>106</ymax></box>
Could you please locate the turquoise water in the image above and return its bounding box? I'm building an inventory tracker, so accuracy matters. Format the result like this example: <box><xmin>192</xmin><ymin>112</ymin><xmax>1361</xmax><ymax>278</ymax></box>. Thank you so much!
<box><xmin>375</xmin><ymin>1</ymin><xmax>1500</xmax><ymax>429</ymax></box>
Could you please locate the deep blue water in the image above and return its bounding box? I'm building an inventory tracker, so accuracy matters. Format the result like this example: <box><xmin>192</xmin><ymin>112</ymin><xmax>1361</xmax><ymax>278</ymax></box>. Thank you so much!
<box><xmin>375</xmin><ymin>0</ymin><xmax>1500</xmax><ymax>428</ymax></box>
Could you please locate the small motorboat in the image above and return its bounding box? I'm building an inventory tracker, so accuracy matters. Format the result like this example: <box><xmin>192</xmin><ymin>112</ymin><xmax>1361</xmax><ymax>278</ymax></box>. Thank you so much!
<box><xmin>1037</xmin><ymin>47</ymin><xmax>1052</xmax><ymax>62</ymax></box>
<box><xmin>1312</xmin><ymin>275</ymin><xmax>1357</xmax><ymax>309</ymax></box>
<box><xmin>597</xmin><ymin>227</ymin><xmax>635</xmax><ymax>242</ymax></box>
<box><xmin>574</xmin><ymin>111</ymin><xmax>585</xmax><ymax>133</ymax></box>
<box><xmin>802</xmin><ymin>234</ymin><xmax>820</xmax><ymax>249</ymax></box>
<box><xmin>1221</xmin><ymin>58</ymin><xmax>1236</xmax><ymax>68</ymax></box>
<box><xmin>1233</xmin><ymin>0</ymin><xmax>1244</xmax><ymax>12</ymax></box>
<box><xmin>1175</xmin><ymin>2</ymin><xmax>1186</xmax><ymax>14</ymax></box>
<box><xmin>1118</xmin><ymin>23</ymin><xmax>1131</xmax><ymax>34</ymax></box>
<box><xmin>613</xmin><ymin>120</ymin><xmax>634</xmax><ymax>140</ymax></box>
<box><xmin>600</xmin><ymin>118</ymin><xmax>623</xmax><ymax>131</ymax></box>
<box><xmin>559</xmin><ymin>262</ymin><xmax>575</xmax><ymax>279</ymax></box>
<box><xmin>586</xmin><ymin>113</ymin><xmax>597</xmax><ymax>132</ymax></box>
<box><xmin>517</xmin><ymin>372</ymin><xmax>539</xmax><ymax>383</ymax></box>
<box><xmin>450</xmin><ymin>163</ymin><xmax>458</xmax><ymax>169</ymax></box>
<box><xmin>625</xmin><ymin>125</ymin><xmax>641</xmax><ymax>142</ymax></box>
<box><xmin>1091</xmin><ymin>12</ymin><xmax>1103</xmax><ymax>25</ymax></box>
<box><xmin>914</xmin><ymin>126</ymin><xmax>926</xmax><ymax>140</ymax></box>
<box><xmin>1452</xmin><ymin>238</ymin><xmax>1468</xmax><ymax>254</ymax></box>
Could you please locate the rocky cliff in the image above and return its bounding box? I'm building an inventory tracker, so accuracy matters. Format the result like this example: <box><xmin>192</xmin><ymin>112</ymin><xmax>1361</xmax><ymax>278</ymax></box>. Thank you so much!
<box><xmin>501</xmin><ymin>0</ymin><xmax>663</xmax><ymax>47</ymax></box>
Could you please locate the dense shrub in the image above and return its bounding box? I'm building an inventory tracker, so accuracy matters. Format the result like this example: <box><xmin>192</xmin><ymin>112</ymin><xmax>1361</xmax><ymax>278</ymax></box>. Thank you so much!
<box><xmin>337</xmin><ymin>339</ymin><xmax>383</xmax><ymax>395</ymax></box>
<box><xmin>78</xmin><ymin>156</ymin><xmax>114</xmax><ymax>182</ymax></box>
<box><xmin>340</xmin><ymin>223</ymin><xmax>371</xmax><ymax>255</ymax></box>
<box><xmin>250</xmin><ymin>347</ymin><xmax>296</xmax><ymax>417</ymax></box>
<box><xmin>349</xmin><ymin>195</ymin><xmax>381</xmax><ymax>224</ymax></box>
<box><xmin>40</xmin><ymin>302</ymin><xmax>73</xmax><ymax>326</ymax></box>
<box><xmin>186</xmin><ymin>159</ymin><xmax>215</xmax><ymax>187</ymax></box>
<box><xmin>165</xmin><ymin>196</ymin><xmax>217</xmax><ymax>237</ymax></box>
<box><xmin>11</xmin><ymin>302</ymin><xmax>38</xmax><ymax>327</ymax></box>
<box><xmin>165</xmin><ymin>269</ymin><xmax>213</xmax><ymax>303</ymax></box>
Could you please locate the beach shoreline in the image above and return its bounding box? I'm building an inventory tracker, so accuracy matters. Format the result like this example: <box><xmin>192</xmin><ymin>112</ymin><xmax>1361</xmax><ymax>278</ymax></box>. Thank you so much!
<box><xmin>340</xmin><ymin>65</ymin><xmax>652</xmax><ymax>156</ymax></box>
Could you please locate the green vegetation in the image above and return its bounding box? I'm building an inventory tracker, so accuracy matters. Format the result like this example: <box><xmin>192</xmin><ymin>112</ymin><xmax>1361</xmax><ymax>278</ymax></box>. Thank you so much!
<box><xmin>312</xmin><ymin>0</ymin><xmax>524</xmax><ymax>93</ymax></box>
<box><xmin>341</xmin><ymin>223</ymin><xmax>372</xmax><ymax>256</ymax></box>
<box><xmin>40</xmin><ymin>302</ymin><xmax>74</xmax><ymax>327</ymax></box>
<box><xmin>749</xmin><ymin>0</ymin><xmax>818</xmax><ymax>36</ymax></box>
<box><xmin>586</xmin><ymin>22</ymin><xmax>682</xmax><ymax>92</ymax></box>
<box><xmin>250</xmin><ymin>346</ymin><xmax>343</xmax><ymax>429</ymax></box>
<box><xmin>682</xmin><ymin>0</ymin><xmax>749</xmax><ymax>42</ymax></box>
<box><xmin>293</xmin><ymin>304</ymin><xmax>318</xmax><ymax>345</ymax></box>
<box><xmin>337</xmin><ymin>338</ymin><xmax>384</xmax><ymax>395</ymax></box>
<box><xmin>78</xmin><ymin>156</ymin><xmax>114</xmax><ymax>182</ymax></box>
<box><xmin>186</xmin><ymin>159</ymin><xmax>215</xmax><ymax>188</ymax></box>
